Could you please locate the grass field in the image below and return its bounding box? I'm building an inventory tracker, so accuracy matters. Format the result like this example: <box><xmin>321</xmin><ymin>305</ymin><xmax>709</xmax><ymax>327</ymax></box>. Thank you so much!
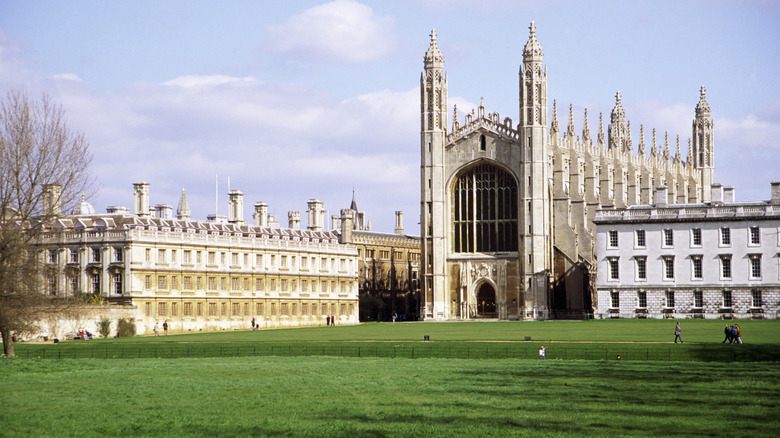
<box><xmin>3</xmin><ymin>320</ymin><xmax>779</xmax><ymax>437</ymax></box>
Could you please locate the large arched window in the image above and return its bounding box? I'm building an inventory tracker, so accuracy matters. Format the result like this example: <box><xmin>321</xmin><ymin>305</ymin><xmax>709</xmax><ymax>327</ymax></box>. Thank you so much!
<box><xmin>453</xmin><ymin>163</ymin><xmax>518</xmax><ymax>253</ymax></box>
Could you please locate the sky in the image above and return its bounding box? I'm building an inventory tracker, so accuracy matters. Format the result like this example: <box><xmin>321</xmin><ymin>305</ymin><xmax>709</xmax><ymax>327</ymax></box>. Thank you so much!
<box><xmin>1</xmin><ymin>0</ymin><xmax>778</xmax><ymax>232</ymax></box>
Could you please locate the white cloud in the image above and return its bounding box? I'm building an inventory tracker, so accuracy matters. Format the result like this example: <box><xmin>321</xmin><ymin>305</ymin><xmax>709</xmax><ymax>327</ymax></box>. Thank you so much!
<box><xmin>267</xmin><ymin>0</ymin><xmax>398</xmax><ymax>63</ymax></box>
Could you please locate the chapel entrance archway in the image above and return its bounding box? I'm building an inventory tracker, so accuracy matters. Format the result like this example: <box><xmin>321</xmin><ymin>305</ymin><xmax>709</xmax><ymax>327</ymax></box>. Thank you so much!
<box><xmin>476</xmin><ymin>282</ymin><xmax>497</xmax><ymax>318</ymax></box>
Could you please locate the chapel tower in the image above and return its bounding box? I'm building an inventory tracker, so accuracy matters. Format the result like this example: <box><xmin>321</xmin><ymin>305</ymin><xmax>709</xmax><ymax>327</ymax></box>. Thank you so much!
<box><xmin>518</xmin><ymin>21</ymin><xmax>552</xmax><ymax>319</ymax></box>
<box><xmin>692</xmin><ymin>86</ymin><xmax>714</xmax><ymax>202</ymax></box>
<box><xmin>420</xmin><ymin>29</ymin><xmax>449</xmax><ymax>319</ymax></box>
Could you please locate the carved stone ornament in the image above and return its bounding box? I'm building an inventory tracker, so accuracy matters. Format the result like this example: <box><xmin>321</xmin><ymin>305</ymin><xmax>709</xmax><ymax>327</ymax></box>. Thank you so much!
<box><xmin>471</xmin><ymin>262</ymin><xmax>492</xmax><ymax>279</ymax></box>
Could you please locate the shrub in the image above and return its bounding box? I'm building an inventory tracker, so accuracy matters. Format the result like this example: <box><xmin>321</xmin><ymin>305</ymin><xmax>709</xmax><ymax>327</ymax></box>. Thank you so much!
<box><xmin>116</xmin><ymin>319</ymin><xmax>136</xmax><ymax>338</ymax></box>
<box><xmin>97</xmin><ymin>317</ymin><xmax>111</xmax><ymax>338</ymax></box>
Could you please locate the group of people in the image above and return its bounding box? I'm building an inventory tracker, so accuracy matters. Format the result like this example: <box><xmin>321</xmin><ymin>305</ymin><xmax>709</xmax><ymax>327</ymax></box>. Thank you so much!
<box><xmin>77</xmin><ymin>329</ymin><xmax>93</xmax><ymax>340</ymax></box>
<box><xmin>325</xmin><ymin>315</ymin><xmax>337</xmax><ymax>326</ymax></box>
<box><xmin>723</xmin><ymin>324</ymin><xmax>743</xmax><ymax>344</ymax></box>
<box><xmin>153</xmin><ymin>321</ymin><xmax>168</xmax><ymax>336</ymax></box>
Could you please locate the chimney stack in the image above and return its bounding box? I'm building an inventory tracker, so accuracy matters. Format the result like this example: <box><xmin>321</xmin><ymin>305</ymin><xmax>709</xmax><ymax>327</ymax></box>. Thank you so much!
<box><xmin>253</xmin><ymin>202</ymin><xmax>268</xmax><ymax>227</ymax></box>
<box><xmin>339</xmin><ymin>209</ymin><xmax>353</xmax><ymax>244</ymax></box>
<box><xmin>288</xmin><ymin>211</ymin><xmax>301</xmax><ymax>229</ymax></box>
<box><xmin>394</xmin><ymin>211</ymin><xmax>404</xmax><ymax>235</ymax></box>
<box><xmin>307</xmin><ymin>199</ymin><xmax>324</xmax><ymax>231</ymax></box>
<box><xmin>723</xmin><ymin>186</ymin><xmax>735</xmax><ymax>203</ymax></box>
<box><xmin>42</xmin><ymin>183</ymin><xmax>62</xmax><ymax>217</ymax></box>
<box><xmin>133</xmin><ymin>182</ymin><xmax>150</xmax><ymax>217</ymax></box>
<box><xmin>228</xmin><ymin>190</ymin><xmax>244</xmax><ymax>224</ymax></box>
<box><xmin>710</xmin><ymin>183</ymin><xmax>723</xmax><ymax>205</ymax></box>
<box><xmin>771</xmin><ymin>181</ymin><xmax>780</xmax><ymax>205</ymax></box>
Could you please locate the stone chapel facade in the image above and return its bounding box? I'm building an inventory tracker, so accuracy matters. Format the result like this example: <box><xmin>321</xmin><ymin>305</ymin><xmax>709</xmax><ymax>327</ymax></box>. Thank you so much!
<box><xmin>420</xmin><ymin>22</ymin><xmax>715</xmax><ymax>321</ymax></box>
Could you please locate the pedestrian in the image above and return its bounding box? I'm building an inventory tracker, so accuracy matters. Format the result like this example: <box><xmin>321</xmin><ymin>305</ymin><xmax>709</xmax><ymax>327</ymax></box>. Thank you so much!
<box><xmin>393</xmin><ymin>312</ymin><xmax>397</xmax><ymax>323</ymax></box>
<box><xmin>153</xmin><ymin>322</ymin><xmax>159</xmax><ymax>336</ymax></box>
<box><xmin>251</xmin><ymin>317</ymin><xmax>256</xmax><ymax>330</ymax></box>
<box><xmin>326</xmin><ymin>315</ymin><xmax>330</xmax><ymax>326</ymax></box>
<box><xmin>722</xmin><ymin>325</ymin><xmax>731</xmax><ymax>343</ymax></box>
<box><xmin>734</xmin><ymin>324</ymin><xmax>742</xmax><ymax>344</ymax></box>
<box><xmin>163</xmin><ymin>320</ymin><xmax>168</xmax><ymax>335</ymax></box>
<box><xmin>539</xmin><ymin>345</ymin><xmax>546</xmax><ymax>360</ymax></box>
<box><xmin>674</xmin><ymin>321</ymin><xmax>683</xmax><ymax>343</ymax></box>
<box><xmin>331</xmin><ymin>315</ymin><xmax>335</xmax><ymax>326</ymax></box>
<box><xmin>730</xmin><ymin>325</ymin><xmax>738</xmax><ymax>344</ymax></box>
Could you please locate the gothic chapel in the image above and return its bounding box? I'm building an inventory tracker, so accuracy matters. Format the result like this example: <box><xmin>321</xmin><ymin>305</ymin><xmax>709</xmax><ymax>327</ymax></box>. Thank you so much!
<box><xmin>420</xmin><ymin>22</ymin><xmax>715</xmax><ymax>320</ymax></box>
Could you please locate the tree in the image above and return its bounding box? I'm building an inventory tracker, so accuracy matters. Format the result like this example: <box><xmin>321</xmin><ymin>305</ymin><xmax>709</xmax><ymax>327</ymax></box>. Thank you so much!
<box><xmin>0</xmin><ymin>89</ymin><xmax>94</xmax><ymax>356</ymax></box>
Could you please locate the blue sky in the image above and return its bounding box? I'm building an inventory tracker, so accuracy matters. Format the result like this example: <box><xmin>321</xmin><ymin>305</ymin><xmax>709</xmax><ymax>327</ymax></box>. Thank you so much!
<box><xmin>1</xmin><ymin>0</ymin><xmax>778</xmax><ymax>232</ymax></box>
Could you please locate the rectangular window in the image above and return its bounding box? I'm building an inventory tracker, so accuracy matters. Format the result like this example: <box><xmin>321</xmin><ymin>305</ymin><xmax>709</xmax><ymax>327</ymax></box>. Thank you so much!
<box><xmin>113</xmin><ymin>273</ymin><xmax>122</xmax><ymax>294</ymax></box>
<box><xmin>720</xmin><ymin>256</ymin><xmax>732</xmax><ymax>279</ymax></box>
<box><xmin>663</xmin><ymin>257</ymin><xmax>674</xmax><ymax>280</ymax></box>
<box><xmin>608</xmin><ymin>258</ymin><xmax>619</xmax><ymax>280</ymax></box>
<box><xmin>114</xmin><ymin>247</ymin><xmax>123</xmax><ymax>262</ymax></box>
<box><xmin>145</xmin><ymin>248</ymin><xmax>151</xmax><ymax>262</ymax></box>
<box><xmin>171</xmin><ymin>302</ymin><xmax>177</xmax><ymax>317</ymax></box>
<box><xmin>232</xmin><ymin>303</ymin><xmax>241</xmax><ymax>316</ymax></box>
<box><xmin>183</xmin><ymin>302</ymin><xmax>192</xmax><ymax>316</ymax></box>
<box><xmin>144</xmin><ymin>275</ymin><xmax>152</xmax><ymax>290</ymax></box>
<box><xmin>635</xmin><ymin>229</ymin><xmax>646</xmax><ymax>248</ymax></box>
<box><xmin>694</xmin><ymin>290</ymin><xmax>703</xmax><ymax>308</ymax></box>
<box><xmin>70</xmin><ymin>248</ymin><xmax>78</xmax><ymax>263</ymax></box>
<box><xmin>196</xmin><ymin>277</ymin><xmax>203</xmax><ymax>290</ymax></box>
<box><xmin>183</xmin><ymin>276</ymin><xmax>192</xmax><ymax>290</ymax></box>
<box><xmin>256</xmin><ymin>254</ymin><xmax>263</xmax><ymax>266</ymax></box>
<box><xmin>208</xmin><ymin>302</ymin><xmax>216</xmax><ymax>317</ymax></box>
<box><xmin>158</xmin><ymin>276</ymin><xmax>167</xmax><ymax>290</ymax></box>
<box><xmin>145</xmin><ymin>302</ymin><xmax>152</xmax><ymax>316</ymax></box>
<box><xmin>92</xmin><ymin>273</ymin><xmax>100</xmax><ymax>294</ymax></box>
<box><xmin>208</xmin><ymin>252</ymin><xmax>216</xmax><ymax>265</ymax></box>
<box><xmin>692</xmin><ymin>256</ymin><xmax>703</xmax><ymax>280</ymax></box>
<box><xmin>281</xmin><ymin>279</ymin><xmax>288</xmax><ymax>292</ymax></box>
<box><xmin>692</xmin><ymin>228</ymin><xmax>702</xmax><ymax>246</ymax></box>
<box><xmin>220</xmin><ymin>277</ymin><xmax>227</xmax><ymax>291</ymax></box>
<box><xmin>158</xmin><ymin>249</ymin><xmax>166</xmax><ymax>263</ymax></box>
<box><xmin>750</xmin><ymin>255</ymin><xmax>762</xmax><ymax>278</ymax></box>
<box><xmin>231</xmin><ymin>278</ymin><xmax>240</xmax><ymax>291</ymax></box>
<box><xmin>720</xmin><ymin>228</ymin><xmax>731</xmax><ymax>245</ymax></box>
<box><xmin>232</xmin><ymin>253</ymin><xmax>239</xmax><ymax>266</ymax></box>
<box><xmin>256</xmin><ymin>278</ymin><xmax>264</xmax><ymax>291</ymax></box>
<box><xmin>221</xmin><ymin>302</ymin><xmax>227</xmax><ymax>316</ymax></box>
<box><xmin>171</xmin><ymin>276</ymin><xmax>178</xmax><ymax>290</ymax></box>
<box><xmin>197</xmin><ymin>302</ymin><xmax>203</xmax><ymax>316</ymax></box>
<box><xmin>281</xmin><ymin>255</ymin><xmax>288</xmax><ymax>268</ymax></box>
<box><xmin>608</xmin><ymin>230</ymin><xmax>618</xmax><ymax>248</ymax></box>
<box><xmin>171</xmin><ymin>250</ymin><xmax>177</xmax><ymax>263</ymax></box>
<box><xmin>208</xmin><ymin>277</ymin><xmax>216</xmax><ymax>291</ymax></box>
<box><xmin>636</xmin><ymin>257</ymin><xmax>647</xmax><ymax>280</ymax></box>
<box><xmin>637</xmin><ymin>291</ymin><xmax>647</xmax><ymax>308</ymax></box>
<box><xmin>256</xmin><ymin>302</ymin><xmax>263</xmax><ymax>315</ymax></box>
<box><xmin>665</xmin><ymin>291</ymin><xmax>675</xmax><ymax>308</ymax></box>
<box><xmin>750</xmin><ymin>226</ymin><xmax>760</xmax><ymax>245</ymax></box>
<box><xmin>69</xmin><ymin>275</ymin><xmax>78</xmax><ymax>295</ymax></box>
<box><xmin>610</xmin><ymin>291</ymin><xmax>619</xmax><ymax>308</ymax></box>
<box><xmin>722</xmin><ymin>290</ymin><xmax>732</xmax><ymax>308</ymax></box>
<box><xmin>752</xmin><ymin>289</ymin><xmax>762</xmax><ymax>307</ymax></box>
<box><xmin>663</xmin><ymin>229</ymin><xmax>674</xmax><ymax>247</ymax></box>
<box><xmin>158</xmin><ymin>302</ymin><xmax>166</xmax><ymax>316</ymax></box>
<box><xmin>92</xmin><ymin>247</ymin><xmax>101</xmax><ymax>262</ymax></box>
<box><xmin>196</xmin><ymin>251</ymin><xmax>202</xmax><ymax>264</ymax></box>
<box><xmin>183</xmin><ymin>250</ymin><xmax>192</xmax><ymax>264</ymax></box>
<box><xmin>270</xmin><ymin>279</ymin><xmax>276</xmax><ymax>291</ymax></box>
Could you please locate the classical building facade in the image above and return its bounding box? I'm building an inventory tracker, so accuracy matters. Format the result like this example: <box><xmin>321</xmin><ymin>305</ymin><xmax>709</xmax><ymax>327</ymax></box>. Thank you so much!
<box><xmin>594</xmin><ymin>182</ymin><xmax>780</xmax><ymax>319</ymax></box>
<box><xmin>420</xmin><ymin>23</ymin><xmax>715</xmax><ymax>321</ymax></box>
<box><xmin>35</xmin><ymin>183</ymin><xmax>360</xmax><ymax>337</ymax></box>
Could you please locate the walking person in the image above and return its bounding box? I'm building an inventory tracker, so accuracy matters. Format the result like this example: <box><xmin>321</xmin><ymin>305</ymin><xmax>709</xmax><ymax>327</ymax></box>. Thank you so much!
<box><xmin>163</xmin><ymin>320</ymin><xmax>168</xmax><ymax>335</ymax></box>
<box><xmin>251</xmin><ymin>317</ymin><xmax>256</xmax><ymax>331</ymax></box>
<box><xmin>674</xmin><ymin>322</ymin><xmax>683</xmax><ymax>343</ymax></box>
<box><xmin>331</xmin><ymin>315</ymin><xmax>336</xmax><ymax>326</ymax></box>
<box><xmin>326</xmin><ymin>315</ymin><xmax>330</xmax><ymax>326</ymax></box>
<box><xmin>734</xmin><ymin>324</ymin><xmax>742</xmax><ymax>344</ymax></box>
<box><xmin>722</xmin><ymin>325</ymin><xmax>731</xmax><ymax>343</ymax></box>
<box><xmin>730</xmin><ymin>325</ymin><xmax>738</xmax><ymax>344</ymax></box>
<box><xmin>539</xmin><ymin>345</ymin><xmax>547</xmax><ymax>360</ymax></box>
<box><xmin>153</xmin><ymin>322</ymin><xmax>159</xmax><ymax>336</ymax></box>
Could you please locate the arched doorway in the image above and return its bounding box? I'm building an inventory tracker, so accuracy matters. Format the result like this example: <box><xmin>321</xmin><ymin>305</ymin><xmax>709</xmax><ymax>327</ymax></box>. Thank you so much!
<box><xmin>476</xmin><ymin>283</ymin><xmax>497</xmax><ymax>317</ymax></box>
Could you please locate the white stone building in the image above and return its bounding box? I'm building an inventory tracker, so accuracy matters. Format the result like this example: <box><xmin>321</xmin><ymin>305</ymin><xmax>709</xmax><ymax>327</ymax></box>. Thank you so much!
<box><xmin>594</xmin><ymin>182</ymin><xmax>780</xmax><ymax>319</ymax></box>
<box><xmin>34</xmin><ymin>182</ymin><xmax>360</xmax><ymax>338</ymax></box>
<box><xmin>420</xmin><ymin>22</ymin><xmax>715</xmax><ymax>320</ymax></box>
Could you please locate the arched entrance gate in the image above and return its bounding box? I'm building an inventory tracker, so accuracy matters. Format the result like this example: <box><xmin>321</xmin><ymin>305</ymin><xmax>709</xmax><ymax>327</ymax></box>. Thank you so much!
<box><xmin>476</xmin><ymin>283</ymin><xmax>497</xmax><ymax>318</ymax></box>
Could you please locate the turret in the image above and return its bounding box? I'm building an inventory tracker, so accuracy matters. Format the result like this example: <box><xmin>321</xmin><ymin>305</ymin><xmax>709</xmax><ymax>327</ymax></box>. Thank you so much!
<box><xmin>692</xmin><ymin>86</ymin><xmax>714</xmax><ymax>201</ymax></box>
<box><xmin>133</xmin><ymin>182</ymin><xmax>150</xmax><ymax>217</ymax></box>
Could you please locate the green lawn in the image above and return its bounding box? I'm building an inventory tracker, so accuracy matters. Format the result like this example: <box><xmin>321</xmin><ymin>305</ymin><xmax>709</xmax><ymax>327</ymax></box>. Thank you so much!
<box><xmin>1</xmin><ymin>356</ymin><xmax>778</xmax><ymax>437</ymax></box>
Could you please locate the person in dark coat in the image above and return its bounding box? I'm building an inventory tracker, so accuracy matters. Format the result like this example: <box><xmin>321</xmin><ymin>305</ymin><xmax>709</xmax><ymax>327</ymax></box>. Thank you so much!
<box><xmin>723</xmin><ymin>325</ymin><xmax>731</xmax><ymax>343</ymax></box>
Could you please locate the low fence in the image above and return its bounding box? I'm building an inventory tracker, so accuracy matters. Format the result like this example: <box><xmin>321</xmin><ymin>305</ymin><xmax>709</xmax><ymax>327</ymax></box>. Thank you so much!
<box><xmin>13</xmin><ymin>342</ymin><xmax>777</xmax><ymax>362</ymax></box>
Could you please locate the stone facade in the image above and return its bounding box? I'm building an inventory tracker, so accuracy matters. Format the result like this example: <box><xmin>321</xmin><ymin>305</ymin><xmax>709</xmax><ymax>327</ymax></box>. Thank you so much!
<box><xmin>420</xmin><ymin>23</ymin><xmax>715</xmax><ymax>321</ymax></box>
<box><xmin>594</xmin><ymin>182</ymin><xmax>780</xmax><ymax>319</ymax></box>
<box><xmin>34</xmin><ymin>183</ymin><xmax>360</xmax><ymax>336</ymax></box>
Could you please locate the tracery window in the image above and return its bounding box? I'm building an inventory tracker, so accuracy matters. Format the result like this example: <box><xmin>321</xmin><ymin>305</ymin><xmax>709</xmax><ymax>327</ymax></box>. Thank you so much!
<box><xmin>453</xmin><ymin>164</ymin><xmax>518</xmax><ymax>253</ymax></box>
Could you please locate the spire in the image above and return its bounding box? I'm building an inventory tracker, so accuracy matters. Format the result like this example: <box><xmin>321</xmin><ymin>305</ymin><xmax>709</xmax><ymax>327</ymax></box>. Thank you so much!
<box><xmin>695</xmin><ymin>85</ymin><xmax>710</xmax><ymax>116</ymax></box>
<box><xmin>350</xmin><ymin>188</ymin><xmax>358</xmax><ymax>212</ymax></box>
<box><xmin>651</xmin><ymin>128</ymin><xmax>658</xmax><ymax>157</ymax></box>
<box><xmin>523</xmin><ymin>21</ymin><xmax>544</xmax><ymax>61</ymax></box>
<box><xmin>663</xmin><ymin>132</ymin><xmax>670</xmax><ymax>160</ymax></box>
<box><xmin>675</xmin><ymin>135</ymin><xmax>681</xmax><ymax>162</ymax></box>
<box><xmin>452</xmin><ymin>104</ymin><xmax>459</xmax><ymax>130</ymax></box>
<box><xmin>550</xmin><ymin>100</ymin><xmax>559</xmax><ymax>135</ymax></box>
<box><xmin>566</xmin><ymin>103</ymin><xmax>575</xmax><ymax>138</ymax></box>
<box><xmin>609</xmin><ymin>91</ymin><xmax>628</xmax><ymax>151</ymax></box>
<box><xmin>597</xmin><ymin>112</ymin><xmax>605</xmax><ymax>147</ymax></box>
<box><xmin>638</xmin><ymin>125</ymin><xmax>646</xmax><ymax>156</ymax></box>
<box><xmin>177</xmin><ymin>187</ymin><xmax>191</xmax><ymax>220</ymax></box>
<box><xmin>582</xmin><ymin>108</ymin><xmax>591</xmax><ymax>145</ymax></box>
<box><xmin>424</xmin><ymin>29</ymin><xmax>444</xmax><ymax>68</ymax></box>
<box><xmin>626</xmin><ymin>121</ymin><xmax>632</xmax><ymax>153</ymax></box>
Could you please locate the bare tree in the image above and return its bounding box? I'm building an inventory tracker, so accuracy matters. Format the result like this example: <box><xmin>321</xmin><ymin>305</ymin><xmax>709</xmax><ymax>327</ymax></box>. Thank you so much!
<box><xmin>0</xmin><ymin>88</ymin><xmax>94</xmax><ymax>356</ymax></box>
